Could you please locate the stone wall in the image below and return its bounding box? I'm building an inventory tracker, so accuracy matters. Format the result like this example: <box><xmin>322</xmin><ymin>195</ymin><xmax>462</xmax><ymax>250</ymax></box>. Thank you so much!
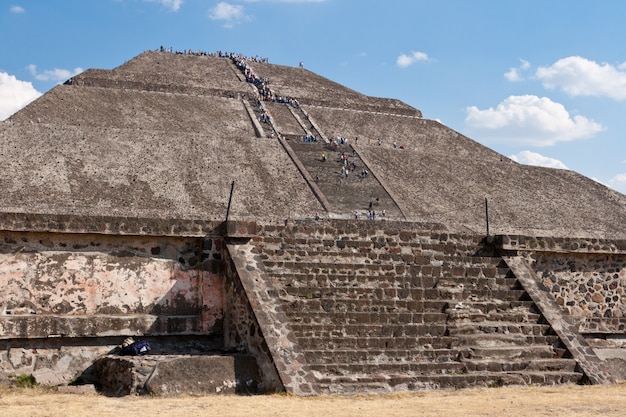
<box><xmin>0</xmin><ymin>229</ymin><xmax>225</xmax><ymax>385</ymax></box>
<box><xmin>254</xmin><ymin>219</ymin><xmax>482</xmax><ymax>259</ymax></box>
<box><xmin>497</xmin><ymin>235</ymin><xmax>626</xmax><ymax>254</ymax></box>
<box><xmin>223</xmin><ymin>243</ymin><xmax>283</xmax><ymax>393</ymax></box>
<box><xmin>4</xmin><ymin>221</ymin><xmax>626</xmax><ymax>391</ymax></box>
<box><xmin>534</xmin><ymin>253</ymin><xmax>626</xmax><ymax>328</ymax></box>
<box><xmin>0</xmin><ymin>337</ymin><xmax>119</xmax><ymax>386</ymax></box>
<box><xmin>498</xmin><ymin>235</ymin><xmax>626</xmax><ymax>334</ymax></box>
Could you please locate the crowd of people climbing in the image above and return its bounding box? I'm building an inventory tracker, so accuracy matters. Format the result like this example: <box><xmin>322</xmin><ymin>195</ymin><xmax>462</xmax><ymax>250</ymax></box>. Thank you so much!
<box><xmin>313</xmin><ymin>135</ymin><xmax>386</xmax><ymax>221</ymax></box>
<box><xmin>158</xmin><ymin>46</ymin><xmax>269</xmax><ymax>63</ymax></box>
<box><xmin>156</xmin><ymin>47</ymin><xmax>389</xmax><ymax>221</ymax></box>
<box><xmin>157</xmin><ymin>46</ymin><xmax>297</xmax><ymax>106</ymax></box>
<box><xmin>230</xmin><ymin>54</ymin><xmax>299</xmax><ymax>106</ymax></box>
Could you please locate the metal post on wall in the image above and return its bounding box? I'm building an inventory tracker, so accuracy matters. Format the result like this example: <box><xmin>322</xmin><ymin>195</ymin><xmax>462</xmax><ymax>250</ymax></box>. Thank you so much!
<box><xmin>225</xmin><ymin>181</ymin><xmax>235</xmax><ymax>223</ymax></box>
<box><xmin>485</xmin><ymin>197</ymin><xmax>490</xmax><ymax>236</ymax></box>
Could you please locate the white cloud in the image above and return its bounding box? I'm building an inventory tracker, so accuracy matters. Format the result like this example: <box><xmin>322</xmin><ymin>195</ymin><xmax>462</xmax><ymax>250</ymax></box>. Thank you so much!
<box><xmin>396</xmin><ymin>51</ymin><xmax>429</xmax><ymax>68</ymax></box>
<box><xmin>607</xmin><ymin>173</ymin><xmax>626</xmax><ymax>195</ymax></box>
<box><xmin>26</xmin><ymin>64</ymin><xmax>83</xmax><ymax>82</ymax></box>
<box><xmin>0</xmin><ymin>72</ymin><xmax>41</xmax><ymax>121</ymax></box>
<box><xmin>144</xmin><ymin>0</ymin><xmax>183</xmax><ymax>12</ymax></box>
<box><xmin>208</xmin><ymin>0</ymin><xmax>321</xmax><ymax>26</ymax></box>
<box><xmin>209</xmin><ymin>2</ymin><xmax>248</xmax><ymax>27</ymax></box>
<box><xmin>243</xmin><ymin>0</ymin><xmax>327</xmax><ymax>2</ymax></box>
<box><xmin>10</xmin><ymin>5</ymin><xmax>25</xmax><ymax>13</ymax></box>
<box><xmin>509</xmin><ymin>150</ymin><xmax>568</xmax><ymax>170</ymax></box>
<box><xmin>504</xmin><ymin>68</ymin><xmax>522</xmax><ymax>82</ymax></box>
<box><xmin>536</xmin><ymin>56</ymin><xmax>626</xmax><ymax>100</ymax></box>
<box><xmin>504</xmin><ymin>59</ymin><xmax>530</xmax><ymax>82</ymax></box>
<box><xmin>464</xmin><ymin>95</ymin><xmax>605</xmax><ymax>147</ymax></box>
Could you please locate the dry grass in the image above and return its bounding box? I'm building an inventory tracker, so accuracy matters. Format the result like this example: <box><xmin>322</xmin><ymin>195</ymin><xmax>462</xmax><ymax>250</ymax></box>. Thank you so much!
<box><xmin>0</xmin><ymin>383</ymin><xmax>624</xmax><ymax>417</ymax></box>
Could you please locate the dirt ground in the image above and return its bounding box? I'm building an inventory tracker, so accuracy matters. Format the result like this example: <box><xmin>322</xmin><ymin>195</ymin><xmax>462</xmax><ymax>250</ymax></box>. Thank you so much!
<box><xmin>0</xmin><ymin>383</ymin><xmax>624</xmax><ymax>417</ymax></box>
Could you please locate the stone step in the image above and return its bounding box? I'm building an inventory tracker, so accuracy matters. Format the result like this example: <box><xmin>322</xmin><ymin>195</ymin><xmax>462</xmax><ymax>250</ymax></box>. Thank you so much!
<box><xmin>262</xmin><ymin>249</ymin><xmax>509</xmax><ymax>261</ymax></box>
<box><xmin>301</xmin><ymin>347</ymin><xmax>465</xmax><ymax>363</ymax></box>
<box><xmin>258</xmin><ymin>234</ymin><xmax>492</xmax><ymax>256</ymax></box>
<box><xmin>436</xmin><ymin>265</ymin><xmax>509</xmax><ymax>280</ymax></box>
<box><xmin>271</xmin><ymin>272</ymin><xmax>517</xmax><ymax>290</ymax></box>
<box><xmin>316</xmin><ymin>371</ymin><xmax>583</xmax><ymax>394</ymax></box>
<box><xmin>436</xmin><ymin>287</ymin><xmax>529</xmax><ymax>302</ymax></box>
<box><xmin>445</xmin><ymin>301</ymin><xmax>539</xmax><ymax>317</ymax></box>
<box><xmin>309</xmin><ymin>361</ymin><xmax>467</xmax><ymax>376</ymax></box>
<box><xmin>281</xmin><ymin>286</ymin><xmax>531</xmax><ymax>305</ymax></box>
<box><xmin>267</xmin><ymin>105</ymin><xmax>308</xmax><ymax>137</ymax></box>
<box><xmin>281</xmin><ymin>296</ymin><xmax>537</xmax><ymax>318</ymax></box>
<box><xmin>298</xmin><ymin>334</ymin><xmax>559</xmax><ymax>356</ymax></box>
<box><xmin>308</xmin><ymin>357</ymin><xmax>578</xmax><ymax>375</ymax></box>
<box><xmin>262</xmin><ymin>256</ymin><xmax>509</xmax><ymax>271</ymax></box>
<box><xmin>283</xmin><ymin>298</ymin><xmax>449</xmax><ymax>313</ymax></box>
<box><xmin>435</xmin><ymin>276</ymin><xmax>517</xmax><ymax>290</ymax></box>
<box><xmin>271</xmin><ymin>272</ymin><xmax>417</xmax><ymax>287</ymax></box>
<box><xmin>264</xmin><ymin>260</ymin><xmax>409</xmax><ymax>275</ymax></box>
<box><xmin>460</xmin><ymin>358</ymin><xmax>578</xmax><ymax>373</ymax></box>
<box><xmin>447</xmin><ymin>310</ymin><xmax>542</xmax><ymax>324</ymax></box>
<box><xmin>282</xmin><ymin>286</ymin><xmax>428</xmax><ymax>300</ymax></box>
<box><xmin>290</xmin><ymin>322</ymin><xmax>449</xmax><ymax>338</ymax></box>
<box><xmin>446</xmin><ymin>321</ymin><xmax>553</xmax><ymax>336</ymax></box>
<box><xmin>261</xmin><ymin>250</ymin><xmax>509</xmax><ymax>268</ymax></box>
<box><xmin>279</xmin><ymin>275</ymin><xmax>421</xmax><ymax>289</ymax></box>
<box><xmin>281</xmin><ymin>288</ymin><xmax>446</xmax><ymax>305</ymax></box>
<box><xmin>260</xmin><ymin>238</ymin><xmax>504</xmax><ymax>261</ymax></box>
<box><xmin>297</xmin><ymin>335</ymin><xmax>456</xmax><ymax>350</ymax></box>
<box><xmin>453</xmin><ymin>342</ymin><xmax>558</xmax><ymax>359</ymax></box>
<box><xmin>263</xmin><ymin>256</ymin><xmax>508</xmax><ymax>272</ymax></box>
<box><xmin>287</xmin><ymin>311</ymin><xmax>448</xmax><ymax>325</ymax></box>
<box><xmin>263</xmin><ymin>250</ymin><xmax>508</xmax><ymax>270</ymax></box>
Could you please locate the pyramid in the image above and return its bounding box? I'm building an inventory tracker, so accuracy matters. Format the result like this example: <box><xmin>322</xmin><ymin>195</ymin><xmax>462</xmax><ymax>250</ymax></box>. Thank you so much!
<box><xmin>1</xmin><ymin>50</ymin><xmax>625</xmax><ymax>237</ymax></box>
<box><xmin>0</xmin><ymin>50</ymin><xmax>624</xmax><ymax>394</ymax></box>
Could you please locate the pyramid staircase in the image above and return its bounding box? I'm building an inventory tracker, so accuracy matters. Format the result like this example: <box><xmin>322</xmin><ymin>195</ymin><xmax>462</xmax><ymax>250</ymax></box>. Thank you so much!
<box><xmin>241</xmin><ymin>224</ymin><xmax>584</xmax><ymax>394</ymax></box>
<box><xmin>230</xmin><ymin>56</ymin><xmax>404</xmax><ymax>219</ymax></box>
<box><xmin>285</xmin><ymin>138</ymin><xmax>404</xmax><ymax>219</ymax></box>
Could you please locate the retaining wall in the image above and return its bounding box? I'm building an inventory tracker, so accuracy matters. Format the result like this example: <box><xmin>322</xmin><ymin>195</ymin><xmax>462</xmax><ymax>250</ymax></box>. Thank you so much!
<box><xmin>498</xmin><ymin>234</ymin><xmax>626</xmax><ymax>335</ymax></box>
<box><xmin>2</xmin><ymin>221</ymin><xmax>626</xmax><ymax>391</ymax></box>
<box><xmin>0</xmin><ymin>230</ymin><xmax>225</xmax><ymax>385</ymax></box>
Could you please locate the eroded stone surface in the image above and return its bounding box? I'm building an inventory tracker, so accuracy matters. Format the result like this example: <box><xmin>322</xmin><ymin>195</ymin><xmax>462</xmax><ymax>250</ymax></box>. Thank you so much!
<box><xmin>97</xmin><ymin>354</ymin><xmax>261</xmax><ymax>396</ymax></box>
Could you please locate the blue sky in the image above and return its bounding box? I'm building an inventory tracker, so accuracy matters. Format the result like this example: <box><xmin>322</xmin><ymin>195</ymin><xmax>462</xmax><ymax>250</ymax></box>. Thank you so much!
<box><xmin>2</xmin><ymin>0</ymin><xmax>626</xmax><ymax>194</ymax></box>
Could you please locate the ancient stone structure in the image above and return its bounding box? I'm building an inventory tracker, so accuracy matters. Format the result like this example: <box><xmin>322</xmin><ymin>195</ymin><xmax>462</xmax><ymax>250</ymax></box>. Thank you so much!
<box><xmin>0</xmin><ymin>49</ymin><xmax>625</xmax><ymax>395</ymax></box>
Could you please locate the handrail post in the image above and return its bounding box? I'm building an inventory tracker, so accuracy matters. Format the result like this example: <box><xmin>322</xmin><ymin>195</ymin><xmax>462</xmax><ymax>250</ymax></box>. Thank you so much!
<box><xmin>485</xmin><ymin>197</ymin><xmax>490</xmax><ymax>236</ymax></box>
<box><xmin>226</xmin><ymin>181</ymin><xmax>235</xmax><ymax>223</ymax></box>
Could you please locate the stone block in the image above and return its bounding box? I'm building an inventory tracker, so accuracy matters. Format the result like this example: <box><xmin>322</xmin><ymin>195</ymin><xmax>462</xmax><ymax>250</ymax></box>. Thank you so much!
<box><xmin>98</xmin><ymin>354</ymin><xmax>260</xmax><ymax>396</ymax></box>
<box><xmin>146</xmin><ymin>356</ymin><xmax>236</xmax><ymax>395</ymax></box>
<box><xmin>227</xmin><ymin>221</ymin><xmax>257</xmax><ymax>238</ymax></box>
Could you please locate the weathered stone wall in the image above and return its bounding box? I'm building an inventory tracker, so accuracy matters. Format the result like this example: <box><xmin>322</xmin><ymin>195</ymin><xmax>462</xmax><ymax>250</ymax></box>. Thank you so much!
<box><xmin>223</xmin><ymin>243</ymin><xmax>283</xmax><ymax>393</ymax></box>
<box><xmin>0</xmin><ymin>230</ymin><xmax>226</xmax><ymax>385</ymax></box>
<box><xmin>0</xmin><ymin>231</ymin><xmax>224</xmax><ymax>330</ymax></box>
<box><xmin>96</xmin><ymin>354</ymin><xmax>260</xmax><ymax>396</ymax></box>
<box><xmin>498</xmin><ymin>235</ymin><xmax>626</xmax><ymax>333</ymax></box>
<box><xmin>254</xmin><ymin>219</ymin><xmax>483</xmax><ymax>259</ymax></box>
<box><xmin>534</xmin><ymin>253</ymin><xmax>626</xmax><ymax>325</ymax></box>
<box><xmin>0</xmin><ymin>337</ymin><xmax>119</xmax><ymax>386</ymax></box>
<box><xmin>498</xmin><ymin>235</ymin><xmax>626</xmax><ymax>254</ymax></box>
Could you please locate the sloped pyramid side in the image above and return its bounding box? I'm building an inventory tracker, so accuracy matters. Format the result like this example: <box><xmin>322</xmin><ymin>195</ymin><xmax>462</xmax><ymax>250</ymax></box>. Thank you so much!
<box><xmin>0</xmin><ymin>53</ymin><xmax>324</xmax><ymax>222</ymax></box>
<box><xmin>1</xmin><ymin>50</ymin><xmax>625</xmax><ymax>237</ymax></box>
<box><xmin>304</xmin><ymin>107</ymin><xmax>626</xmax><ymax>238</ymax></box>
